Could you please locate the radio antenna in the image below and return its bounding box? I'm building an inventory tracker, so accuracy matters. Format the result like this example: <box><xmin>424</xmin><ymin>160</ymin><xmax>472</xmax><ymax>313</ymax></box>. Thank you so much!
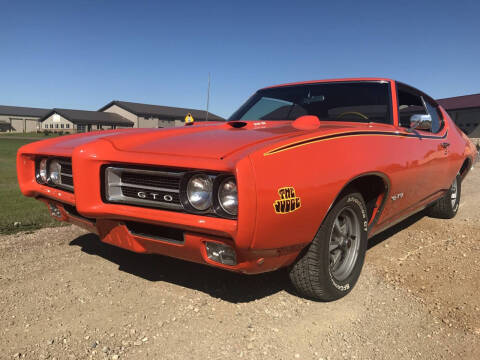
<box><xmin>206</xmin><ymin>72</ymin><xmax>210</xmax><ymax>122</ymax></box>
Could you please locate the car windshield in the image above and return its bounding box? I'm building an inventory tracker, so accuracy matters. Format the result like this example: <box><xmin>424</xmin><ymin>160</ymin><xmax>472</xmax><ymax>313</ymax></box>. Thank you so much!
<box><xmin>229</xmin><ymin>82</ymin><xmax>391</xmax><ymax>124</ymax></box>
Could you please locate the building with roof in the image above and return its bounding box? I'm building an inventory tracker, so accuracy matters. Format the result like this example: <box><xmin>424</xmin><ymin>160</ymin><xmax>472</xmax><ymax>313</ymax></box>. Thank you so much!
<box><xmin>437</xmin><ymin>93</ymin><xmax>480</xmax><ymax>137</ymax></box>
<box><xmin>40</xmin><ymin>109</ymin><xmax>134</xmax><ymax>133</ymax></box>
<box><xmin>1</xmin><ymin>100</ymin><xmax>225</xmax><ymax>133</ymax></box>
<box><xmin>99</xmin><ymin>100</ymin><xmax>224</xmax><ymax>128</ymax></box>
<box><xmin>0</xmin><ymin>105</ymin><xmax>50</xmax><ymax>133</ymax></box>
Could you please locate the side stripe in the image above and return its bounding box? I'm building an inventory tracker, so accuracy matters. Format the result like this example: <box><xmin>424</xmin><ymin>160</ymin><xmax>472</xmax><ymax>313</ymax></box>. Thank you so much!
<box><xmin>264</xmin><ymin>130</ymin><xmax>448</xmax><ymax>156</ymax></box>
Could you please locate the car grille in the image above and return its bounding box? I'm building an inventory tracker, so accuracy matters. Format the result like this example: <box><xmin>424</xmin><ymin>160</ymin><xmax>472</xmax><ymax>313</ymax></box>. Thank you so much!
<box><xmin>57</xmin><ymin>158</ymin><xmax>74</xmax><ymax>192</ymax></box>
<box><xmin>104</xmin><ymin>166</ymin><xmax>184</xmax><ymax>211</ymax></box>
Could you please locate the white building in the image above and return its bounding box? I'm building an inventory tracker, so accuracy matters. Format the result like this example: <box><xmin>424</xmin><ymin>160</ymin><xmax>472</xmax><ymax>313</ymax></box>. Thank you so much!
<box><xmin>99</xmin><ymin>100</ymin><xmax>224</xmax><ymax>128</ymax></box>
<box><xmin>1</xmin><ymin>100</ymin><xmax>225</xmax><ymax>133</ymax></box>
<box><xmin>40</xmin><ymin>108</ymin><xmax>134</xmax><ymax>133</ymax></box>
<box><xmin>0</xmin><ymin>105</ymin><xmax>50</xmax><ymax>133</ymax></box>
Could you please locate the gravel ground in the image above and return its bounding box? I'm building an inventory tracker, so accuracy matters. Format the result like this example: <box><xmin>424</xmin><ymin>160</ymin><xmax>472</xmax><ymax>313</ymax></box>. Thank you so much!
<box><xmin>0</xmin><ymin>168</ymin><xmax>479</xmax><ymax>360</ymax></box>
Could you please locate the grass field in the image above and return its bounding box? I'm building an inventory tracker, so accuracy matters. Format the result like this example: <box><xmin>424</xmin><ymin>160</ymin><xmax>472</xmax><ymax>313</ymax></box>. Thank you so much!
<box><xmin>0</xmin><ymin>138</ymin><xmax>63</xmax><ymax>234</ymax></box>
<box><xmin>0</xmin><ymin>132</ymin><xmax>61</xmax><ymax>138</ymax></box>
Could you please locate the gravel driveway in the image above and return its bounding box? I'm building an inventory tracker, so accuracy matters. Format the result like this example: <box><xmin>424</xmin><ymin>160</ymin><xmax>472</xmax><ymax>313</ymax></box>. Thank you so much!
<box><xmin>1</xmin><ymin>168</ymin><xmax>479</xmax><ymax>360</ymax></box>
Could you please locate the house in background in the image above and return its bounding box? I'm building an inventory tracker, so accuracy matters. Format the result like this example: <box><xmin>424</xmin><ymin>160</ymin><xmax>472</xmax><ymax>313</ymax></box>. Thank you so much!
<box><xmin>40</xmin><ymin>109</ymin><xmax>134</xmax><ymax>133</ymax></box>
<box><xmin>437</xmin><ymin>93</ymin><xmax>480</xmax><ymax>137</ymax></box>
<box><xmin>99</xmin><ymin>100</ymin><xmax>224</xmax><ymax>128</ymax></box>
<box><xmin>0</xmin><ymin>105</ymin><xmax>50</xmax><ymax>132</ymax></box>
<box><xmin>0</xmin><ymin>120</ymin><xmax>10</xmax><ymax>131</ymax></box>
<box><xmin>1</xmin><ymin>100</ymin><xmax>225</xmax><ymax>133</ymax></box>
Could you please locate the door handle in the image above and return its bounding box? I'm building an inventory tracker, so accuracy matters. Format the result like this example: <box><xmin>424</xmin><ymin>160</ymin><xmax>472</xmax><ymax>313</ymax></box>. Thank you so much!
<box><xmin>440</xmin><ymin>142</ymin><xmax>450</xmax><ymax>149</ymax></box>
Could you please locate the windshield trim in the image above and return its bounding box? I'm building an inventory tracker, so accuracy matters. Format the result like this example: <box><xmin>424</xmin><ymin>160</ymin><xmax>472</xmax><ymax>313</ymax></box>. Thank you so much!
<box><xmin>228</xmin><ymin>80</ymin><xmax>393</xmax><ymax>124</ymax></box>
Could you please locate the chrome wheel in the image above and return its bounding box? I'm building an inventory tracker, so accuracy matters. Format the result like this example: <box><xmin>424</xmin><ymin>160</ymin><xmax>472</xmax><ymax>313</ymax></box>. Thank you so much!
<box><xmin>329</xmin><ymin>207</ymin><xmax>361</xmax><ymax>282</ymax></box>
<box><xmin>450</xmin><ymin>177</ymin><xmax>458</xmax><ymax>208</ymax></box>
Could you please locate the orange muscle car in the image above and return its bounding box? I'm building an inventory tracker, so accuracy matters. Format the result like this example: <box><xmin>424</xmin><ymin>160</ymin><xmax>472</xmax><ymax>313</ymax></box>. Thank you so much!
<box><xmin>17</xmin><ymin>78</ymin><xmax>477</xmax><ymax>300</ymax></box>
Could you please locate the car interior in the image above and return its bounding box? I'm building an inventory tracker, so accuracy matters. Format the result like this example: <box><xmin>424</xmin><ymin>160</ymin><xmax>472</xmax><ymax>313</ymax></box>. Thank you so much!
<box><xmin>240</xmin><ymin>82</ymin><xmax>392</xmax><ymax>124</ymax></box>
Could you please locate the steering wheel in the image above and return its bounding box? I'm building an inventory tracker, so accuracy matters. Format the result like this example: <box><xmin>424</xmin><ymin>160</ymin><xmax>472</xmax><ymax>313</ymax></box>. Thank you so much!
<box><xmin>336</xmin><ymin>111</ymin><xmax>369</xmax><ymax>120</ymax></box>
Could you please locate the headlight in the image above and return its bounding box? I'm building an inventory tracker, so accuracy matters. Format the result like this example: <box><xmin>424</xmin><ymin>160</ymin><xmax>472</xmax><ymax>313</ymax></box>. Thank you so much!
<box><xmin>48</xmin><ymin>159</ymin><xmax>62</xmax><ymax>185</ymax></box>
<box><xmin>218</xmin><ymin>177</ymin><xmax>238</xmax><ymax>216</ymax></box>
<box><xmin>38</xmin><ymin>158</ymin><xmax>48</xmax><ymax>183</ymax></box>
<box><xmin>186</xmin><ymin>174</ymin><xmax>213</xmax><ymax>211</ymax></box>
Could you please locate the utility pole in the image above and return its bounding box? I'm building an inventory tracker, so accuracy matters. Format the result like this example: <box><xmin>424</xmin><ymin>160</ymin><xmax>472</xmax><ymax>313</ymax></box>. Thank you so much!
<box><xmin>206</xmin><ymin>72</ymin><xmax>210</xmax><ymax>122</ymax></box>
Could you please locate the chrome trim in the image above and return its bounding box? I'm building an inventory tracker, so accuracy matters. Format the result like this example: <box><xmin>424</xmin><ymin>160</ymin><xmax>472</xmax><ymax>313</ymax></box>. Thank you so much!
<box><xmin>115</xmin><ymin>167</ymin><xmax>185</xmax><ymax>178</ymax></box>
<box><xmin>57</xmin><ymin>183</ymin><xmax>74</xmax><ymax>191</ymax></box>
<box><xmin>108</xmin><ymin>181</ymin><xmax>179</xmax><ymax>193</ymax></box>
<box><xmin>105</xmin><ymin>166</ymin><xmax>184</xmax><ymax>210</ymax></box>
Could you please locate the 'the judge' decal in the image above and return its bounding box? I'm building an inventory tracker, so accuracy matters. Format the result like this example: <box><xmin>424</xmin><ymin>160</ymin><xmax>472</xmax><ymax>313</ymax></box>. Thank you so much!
<box><xmin>274</xmin><ymin>187</ymin><xmax>301</xmax><ymax>214</ymax></box>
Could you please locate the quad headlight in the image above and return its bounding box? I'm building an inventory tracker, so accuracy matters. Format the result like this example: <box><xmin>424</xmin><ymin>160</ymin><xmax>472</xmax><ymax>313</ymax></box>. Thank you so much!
<box><xmin>36</xmin><ymin>157</ymin><xmax>71</xmax><ymax>191</ymax></box>
<box><xmin>217</xmin><ymin>177</ymin><xmax>238</xmax><ymax>216</ymax></box>
<box><xmin>186</xmin><ymin>174</ymin><xmax>213</xmax><ymax>211</ymax></box>
<box><xmin>182</xmin><ymin>173</ymin><xmax>238</xmax><ymax>218</ymax></box>
<box><xmin>48</xmin><ymin>159</ymin><xmax>62</xmax><ymax>185</ymax></box>
<box><xmin>38</xmin><ymin>158</ymin><xmax>48</xmax><ymax>183</ymax></box>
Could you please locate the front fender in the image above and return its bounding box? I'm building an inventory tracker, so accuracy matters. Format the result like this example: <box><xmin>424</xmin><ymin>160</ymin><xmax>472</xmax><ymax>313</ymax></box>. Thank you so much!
<box><xmin>247</xmin><ymin>138</ymin><xmax>376</xmax><ymax>250</ymax></box>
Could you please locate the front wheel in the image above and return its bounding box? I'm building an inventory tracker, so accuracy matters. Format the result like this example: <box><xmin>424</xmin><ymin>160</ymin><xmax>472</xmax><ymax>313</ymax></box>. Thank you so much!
<box><xmin>426</xmin><ymin>174</ymin><xmax>461</xmax><ymax>219</ymax></box>
<box><xmin>289</xmin><ymin>192</ymin><xmax>368</xmax><ymax>301</ymax></box>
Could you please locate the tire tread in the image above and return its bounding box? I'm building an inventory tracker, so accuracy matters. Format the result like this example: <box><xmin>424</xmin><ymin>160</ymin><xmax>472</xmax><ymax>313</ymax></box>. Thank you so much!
<box><xmin>289</xmin><ymin>192</ymin><xmax>367</xmax><ymax>301</ymax></box>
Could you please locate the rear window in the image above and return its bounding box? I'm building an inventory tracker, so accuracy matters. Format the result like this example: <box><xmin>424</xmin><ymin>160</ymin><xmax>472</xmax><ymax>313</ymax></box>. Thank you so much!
<box><xmin>229</xmin><ymin>82</ymin><xmax>392</xmax><ymax>124</ymax></box>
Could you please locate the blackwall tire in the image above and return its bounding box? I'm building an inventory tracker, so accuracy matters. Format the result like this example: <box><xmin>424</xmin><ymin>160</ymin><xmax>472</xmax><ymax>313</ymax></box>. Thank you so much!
<box><xmin>289</xmin><ymin>192</ymin><xmax>368</xmax><ymax>301</ymax></box>
<box><xmin>427</xmin><ymin>174</ymin><xmax>461</xmax><ymax>219</ymax></box>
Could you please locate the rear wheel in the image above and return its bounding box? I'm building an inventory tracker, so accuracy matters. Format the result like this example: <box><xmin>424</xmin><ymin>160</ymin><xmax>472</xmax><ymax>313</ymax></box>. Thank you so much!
<box><xmin>427</xmin><ymin>174</ymin><xmax>461</xmax><ymax>219</ymax></box>
<box><xmin>289</xmin><ymin>192</ymin><xmax>368</xmax><ymax>301</ymax></box>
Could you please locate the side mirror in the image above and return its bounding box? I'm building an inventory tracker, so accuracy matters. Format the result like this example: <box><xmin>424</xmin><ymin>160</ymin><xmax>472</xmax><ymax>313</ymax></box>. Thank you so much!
<box><xmin>410</xmin><ymin>114</ymin><xmax>432</xmax><ymax>131</ymax></box>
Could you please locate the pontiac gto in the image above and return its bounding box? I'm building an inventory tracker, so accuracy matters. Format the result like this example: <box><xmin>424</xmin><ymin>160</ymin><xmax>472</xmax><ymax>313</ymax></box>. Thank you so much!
<box><xmin>17</xmin><ymin>78</ymin><xmax>477</xmax><ymax>300</ymax></box>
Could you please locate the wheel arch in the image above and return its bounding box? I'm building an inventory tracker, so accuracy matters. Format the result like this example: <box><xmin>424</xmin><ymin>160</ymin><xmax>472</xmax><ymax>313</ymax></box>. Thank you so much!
<box><xmin>326</xmin><ymin>172</ymin><xmax>390</xmax><ymax>233</ymax></box>
<box><xmin>459</xmin><ymin>157</ymin><xmax>472</xmax><ymax>181</ymax></box>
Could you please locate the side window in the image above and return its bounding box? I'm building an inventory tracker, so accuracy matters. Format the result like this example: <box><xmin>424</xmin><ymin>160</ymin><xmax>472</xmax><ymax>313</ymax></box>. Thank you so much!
<box><xmin>397</xmin><ymin>87</ymin><xmax>427</xmax><ymax>128</ymax></box>
<box><xmin>423</xmin><ymin>100</ymin><xmax>444</xmax><ymax>133</ymax></box>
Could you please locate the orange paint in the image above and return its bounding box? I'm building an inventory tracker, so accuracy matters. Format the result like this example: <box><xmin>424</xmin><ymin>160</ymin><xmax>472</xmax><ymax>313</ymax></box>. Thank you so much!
<box><xmin>16</xmin><ymin>79</ymin><xmax>478</xmax><ymax>274</ymax></box>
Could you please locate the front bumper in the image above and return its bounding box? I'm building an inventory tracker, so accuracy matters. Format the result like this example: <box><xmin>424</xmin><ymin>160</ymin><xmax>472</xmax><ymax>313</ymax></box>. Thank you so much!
<box><xmin>17</xmin><ymin>139</ymin><xmax>301</xmax><ymax>274</ymax></box>
<box><xmin>40</xmin><ymin>199</ymin><xmax>299</xmax><ymax>274</ymax></box>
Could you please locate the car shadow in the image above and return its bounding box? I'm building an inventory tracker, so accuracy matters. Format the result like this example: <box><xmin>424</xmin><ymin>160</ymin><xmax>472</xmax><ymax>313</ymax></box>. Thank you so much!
<box><xmin>69</xmin><ymin>233</ymin><xmax>292</xmax><ymax>303</ymax></box>
<box><xmin>69</xmin><ymin>211</ymin><xmax>427</xmax><ymax>303</ymax></box>
<box><xmin>367</xmin><ymin>210</ymin><xmax>426</xmax><ymax>249</ymax></box>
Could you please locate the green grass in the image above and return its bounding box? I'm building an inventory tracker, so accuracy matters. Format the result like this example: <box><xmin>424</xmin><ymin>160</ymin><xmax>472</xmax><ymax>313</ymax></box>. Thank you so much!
<box><xmin>0</xmin><ymin>138</ymin><xmax>64</xmax><ymax>234</ymax></box>
<box><xmin>0</xmin><ymin>132</ymin><xmax>60</xmax><ymax>138</ymax></box>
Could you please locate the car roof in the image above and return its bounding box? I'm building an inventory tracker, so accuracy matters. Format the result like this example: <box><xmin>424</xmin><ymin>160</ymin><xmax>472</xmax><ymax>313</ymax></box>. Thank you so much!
<box><xmin>262</xmin><ymin>78</ymin><xmax>392</xmax><ymax>89</ymax></box>
<box><xmin>261</xmin><ymin>78</ymin><xmax>439</xmax><ymax>106</ymax></box>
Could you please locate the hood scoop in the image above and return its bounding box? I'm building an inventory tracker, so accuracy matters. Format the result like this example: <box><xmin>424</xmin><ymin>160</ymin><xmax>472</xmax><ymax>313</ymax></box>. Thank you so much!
<box><xmin>227</xmin><ymin>121</ymin><xmax>248</xmax><ymax>128</ymax></box>
<box><xmin>292</xmin><ymin>115</ymin><xmax>321</xmax><ymax>130</ymax></box>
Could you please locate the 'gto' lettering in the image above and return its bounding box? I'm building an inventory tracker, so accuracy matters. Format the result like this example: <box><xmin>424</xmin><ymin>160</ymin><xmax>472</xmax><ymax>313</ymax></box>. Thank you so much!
<box><xmin>274</xmin><ymin>187</ymin><xmax>301</xmax><ymax>214</ymax></box>
<box><xmin>137</xmin><ymin>191</ymin><xmax>173</xmax><ymax>202</ymax></box>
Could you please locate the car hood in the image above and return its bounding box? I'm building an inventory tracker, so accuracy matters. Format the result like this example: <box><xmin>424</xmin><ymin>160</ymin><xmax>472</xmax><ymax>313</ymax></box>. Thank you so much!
<box><xmin>29</xmin><ymin>121</ymin><xmax>388</xmax><ymax>160</ymax></box>
<box><xmin>100</xmin><ymin>121</ymin><xmax>350</xmax><ymax>159</ymax></box>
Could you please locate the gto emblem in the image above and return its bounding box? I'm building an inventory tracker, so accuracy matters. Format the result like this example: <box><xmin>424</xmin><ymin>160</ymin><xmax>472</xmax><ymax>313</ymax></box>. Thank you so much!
<box><xmin>137</xmin><ymin>191</ymin><xmax>173</xmax><ymax>202</ymax></box>
<box><xmin>273</xmin><ymin>186</ymin><xmax>301</xmax><ymax>214</ymax></box>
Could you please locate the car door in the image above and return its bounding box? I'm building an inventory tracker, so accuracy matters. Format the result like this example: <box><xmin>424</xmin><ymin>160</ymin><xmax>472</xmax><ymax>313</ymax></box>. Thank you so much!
<box><xmin>387</xmin><ymin>83</ymin><xmax>449</xmax><ymax>218</ymax></box>
<box><xmin>422</xmin><ymin>98</ymin><xmax>457</xmax><ymax>187</ymax></box>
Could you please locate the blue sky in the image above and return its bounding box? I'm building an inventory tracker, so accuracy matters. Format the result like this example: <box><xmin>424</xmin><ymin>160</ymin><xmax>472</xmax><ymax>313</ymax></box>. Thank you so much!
<box><xmin>1</xmin><ymin>0</ymin><xmax>479</xmax><ymax>118</ymax></box>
